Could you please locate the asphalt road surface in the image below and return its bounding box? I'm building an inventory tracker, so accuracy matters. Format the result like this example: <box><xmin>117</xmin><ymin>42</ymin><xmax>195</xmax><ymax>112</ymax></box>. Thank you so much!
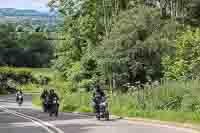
<box><xmin>0</xmin><ymin>94</ymin><xmax>198</xmax><ymax>133</ymax></box>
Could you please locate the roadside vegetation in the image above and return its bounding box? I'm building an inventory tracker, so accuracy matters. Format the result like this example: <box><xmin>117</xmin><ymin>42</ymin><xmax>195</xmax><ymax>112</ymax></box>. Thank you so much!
<box><xmin>59</xmin><ymin>80</ymin><xmax>200</xmax><ymax>123</ymax></box>
<box><xmin>1</xmin><ymin>0</ymin><xmax>200</xmax><ymax>125</ymax></box>
<box><xmin>0</xmin><ymin>67</ymin><xmax>51</xmax><ymax>93</ymax></box>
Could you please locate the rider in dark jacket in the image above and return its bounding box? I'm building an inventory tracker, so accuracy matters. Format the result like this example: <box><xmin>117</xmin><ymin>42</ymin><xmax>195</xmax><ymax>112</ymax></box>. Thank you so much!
<box><xmin>48</xmin><ymin>89</ymin><xmax>59</xmax><ymax>108</ymax></box>
<box><xmin>92</xmin><ymin>85</ymin><xmax>105</xmax><ymax>113</ymax></box>
<box><xmin>40</xmin><ymin>89</ymin><xmax>49</xmax><ymax>100</ymax></box>
<box><xmin>40</xmin><ymin>89</ymin><xmax>49</xmax><ymax>111</ymax></box>
<box><xmin>16</xmin><ymin>90</ymin><xmax>23</xmax><ymax>102</ymax></box>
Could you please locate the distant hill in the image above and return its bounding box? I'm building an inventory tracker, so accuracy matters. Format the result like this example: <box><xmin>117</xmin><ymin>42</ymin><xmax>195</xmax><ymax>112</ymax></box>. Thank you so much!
<box><xmin>0</xmin><ymin>8</ymin><xmax>63</xmax><ymax>32</ymax></box>
<box><xmin>0</xmin><ymin>8</ymin><xmax>55</xmax><ymax>17</ymax></box>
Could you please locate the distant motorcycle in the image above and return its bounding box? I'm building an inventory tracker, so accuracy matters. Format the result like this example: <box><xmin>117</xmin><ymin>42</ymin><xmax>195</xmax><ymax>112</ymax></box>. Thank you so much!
<box><xmin>16</xmin><ymin>94</ymin><xmax>23</xmax><ymax>106</ymax></box>
<box><xmin>95</xmin><ymin>98</ymin><xmax>109</xmax><ymax>121</ymax></box>
<box><xmin>49</xmin><ymin>97</ymin><xmax>59</xmax><ymax>117</ymax></box>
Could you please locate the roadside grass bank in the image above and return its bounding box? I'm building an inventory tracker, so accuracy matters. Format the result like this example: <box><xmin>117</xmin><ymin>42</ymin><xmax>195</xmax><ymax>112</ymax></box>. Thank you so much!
<box><xmin>33</xmin><ymin>79</ymin><xmax>200</xmax><ymax>125</ymax></box>
<box><xmin>60</xmin><ymin>93</ymin><xmax>200</xmax><ymax>124</ymax></box>
<box><xmin>32</xmin><ymin>92</ymin><xmax>200</xmax><ymax>124</ymax></box>
<box><xmin>32</xmin><ymin>95</ymin><xmax>42</xmax><ymax>109</ymax></box>
<box><xmin>6</xmin><ymin>67</ymin><xmax>199</xmax><ymax>124</ymax></box>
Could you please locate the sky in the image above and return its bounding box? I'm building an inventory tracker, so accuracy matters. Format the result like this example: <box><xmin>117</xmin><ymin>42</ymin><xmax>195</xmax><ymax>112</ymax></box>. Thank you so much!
<box><xmin>0</xmin><ymin>0</ymin><xmax>49</xmax><ymax>12</ymax></box>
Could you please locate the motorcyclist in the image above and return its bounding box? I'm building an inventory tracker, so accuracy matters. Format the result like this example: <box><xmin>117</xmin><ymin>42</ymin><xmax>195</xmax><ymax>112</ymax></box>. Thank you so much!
<box><xmin>40</xmin><ymin>89</ymin><xmax>49</xmax><ymax>112</ymax></box>
<box><xmin>48</xmin><ymin>89</ymin><xmax>59</xmax><ymax>109</ymax></box>
<box><xmin>16</xmin><ymin>90</ymin><xmax>23</xmax><ymax>102</ymax></box>
<box><xmin>92</xmin><ymin>85</ymin><xmax>106</xmax><ymax>113</ymax></box>
<box><xmin>40</xmin><ymin>89</ymin><xmax>49</xmax><ymax>101</ymax></box>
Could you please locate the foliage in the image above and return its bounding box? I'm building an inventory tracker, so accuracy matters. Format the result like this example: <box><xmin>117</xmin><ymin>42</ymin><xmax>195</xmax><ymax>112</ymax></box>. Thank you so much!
<box><xmin>2</xmin><ymin>0</ymin><xmax>197</xmax><ymax>123</ymax></box>
<box><xmin>51</xmin><ymin>0</ymin><xmax>195</xmax><ymax>92</ymax></box>
<box><xmin>40</xmin><ymin>79</ymin><xmax>200</xmax><ymax>123</ymax></box>
<box><xmin>0</xmin><ymin>24</ymin><xmax>54</xmax><ymax>67</ymax></box>
<box><xmin>96</xmin><ymin>6</ymin><xmax>178</xmax><ymax>89</ymax></box>
<box><xmin>163</xmin><ymin>28</ymin><xmax>200</xmax><ymax>80</ymax></box>
<box><xmin>185</xmin><ymin>0</ymin><xmax>200</xmax><ymax>26</ymax></box>
<box><xmin>50</xmin><ymin>0</ymin><xmax>189</xmax><ymax>93</ymax></box>
<box><xmin>0</xmin><ymin>67</ymin><xmax>52</xmax><ymax>94</ymax></box>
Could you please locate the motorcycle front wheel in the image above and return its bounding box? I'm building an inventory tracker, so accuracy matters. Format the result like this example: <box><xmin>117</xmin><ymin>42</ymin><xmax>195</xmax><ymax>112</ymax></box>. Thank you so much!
<box><xmin>96</xmin><ymin>114</ymin><xmax>100</xmax><ymax>120</ymax></box>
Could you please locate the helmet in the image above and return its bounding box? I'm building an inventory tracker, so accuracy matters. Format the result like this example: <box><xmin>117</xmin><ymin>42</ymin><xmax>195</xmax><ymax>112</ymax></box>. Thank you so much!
<box><xmin>50</xmin><ymin>89</ymin><xmax>54</xmax><ymax>94</ymax></box>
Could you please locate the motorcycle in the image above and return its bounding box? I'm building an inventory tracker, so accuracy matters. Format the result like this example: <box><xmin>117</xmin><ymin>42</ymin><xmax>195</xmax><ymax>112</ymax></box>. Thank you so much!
<box><xmin>49</xmin><ymin>97</ymin><xmax>59</xmax><ymax>117</ymax></box>
<box><xmin>95</xmin><ymin>98</ymin><xmax>109</xmax><ymax>121</ymax></box>
<box><xmin>42</xmin><ymin>96</ymin><xmax>49</xmax><ymax>113</ymax></box>
<box><xmin>17</xmin><ymin>94</ymin><xmax>23</xmax><ymax>106</ymax></box>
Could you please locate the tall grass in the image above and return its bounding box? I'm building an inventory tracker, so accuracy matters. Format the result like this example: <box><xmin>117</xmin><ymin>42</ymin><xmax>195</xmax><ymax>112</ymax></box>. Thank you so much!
<box><xmin>59</xmin><ymin>80</ymin><xmax>200</xmax><ymax>123</ymax></box>
<box><xmin>11</xmin><ymin>66</ymin><xmax>198</xmax><ymax>123</ymax></box>
<box><xmin>61</xmin><ymin>92</ymin><xmax>93</xmax><ymax>112</ymax></box>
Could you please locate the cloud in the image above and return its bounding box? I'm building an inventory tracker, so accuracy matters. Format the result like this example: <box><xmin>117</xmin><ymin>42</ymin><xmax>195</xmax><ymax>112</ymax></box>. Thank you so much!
<box><xmin>32</xmin><ymin>0</ymin><xmax>49</xmax><ymax>4</ymax></box>
<box><xmin>0</xmin><ymin>0</ymin><xmax>49</xmax><ymax>11</ymax></box>
<box><xmin>31</xmin><ymin>0</ymin><xmax>49</xmax><ymax>11</ymax></box>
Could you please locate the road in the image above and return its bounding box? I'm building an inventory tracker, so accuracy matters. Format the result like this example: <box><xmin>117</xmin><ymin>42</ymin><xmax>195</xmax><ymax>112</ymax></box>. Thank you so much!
<box><xmin>0</xmin><ymin>94</ymin><xmax>198</xmax><ymax>133</ymax></box>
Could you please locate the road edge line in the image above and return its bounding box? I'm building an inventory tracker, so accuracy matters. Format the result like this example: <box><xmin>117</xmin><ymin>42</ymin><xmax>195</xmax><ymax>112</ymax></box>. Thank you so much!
<box><xmin>0</xmin><ymin>105</ymin><xmax>64</xmax><ymax>133</ymax></box>
<box><xmin>0</xmin><ymin>106</ymin><xmax>54</xmax><ymax>133</ymax></box>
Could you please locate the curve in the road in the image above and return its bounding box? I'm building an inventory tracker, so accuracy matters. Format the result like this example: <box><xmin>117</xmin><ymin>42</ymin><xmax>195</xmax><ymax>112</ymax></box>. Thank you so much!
<box><xmin>0</xmin><ymin>94</ymin><xmax>199</xmax><ymax>133</ymax></box>
<box><xmin>0</xmin><ymin>105</ymin><xmax>64</xmax><ymax>133</ymax></box>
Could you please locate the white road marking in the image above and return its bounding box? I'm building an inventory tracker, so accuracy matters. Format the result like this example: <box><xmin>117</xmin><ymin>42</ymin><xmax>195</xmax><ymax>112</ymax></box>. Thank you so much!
<box><xmin>0</xmin><ymin>106</ymin><xmax>54</xmax><ymax>133</ymax></box>
<box><xmin>0</xmin><ymin>105</ymin><xmax>64</xmax><ymax>133</ymax></box>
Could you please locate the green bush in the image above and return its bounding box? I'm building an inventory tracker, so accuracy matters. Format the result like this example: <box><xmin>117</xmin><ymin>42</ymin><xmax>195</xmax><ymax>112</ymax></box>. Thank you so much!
<box><xmin>162</xmin><ymin>28</ymin><xmax>200</xmax><ymax>80</ymax></box>
<box><xmin>0</xmin><ymin>67</ymin><xmax>57</xmax><ymax>94</ymax></box>
<box><xmin>77</xmin><ymin>106</ymin><xmax>92</xmax><ymax>113</ymax></box>
<box><xmin>78</xmin><ymin>79</ymin><xmax>95</xmax><ymax>92</ymax></box>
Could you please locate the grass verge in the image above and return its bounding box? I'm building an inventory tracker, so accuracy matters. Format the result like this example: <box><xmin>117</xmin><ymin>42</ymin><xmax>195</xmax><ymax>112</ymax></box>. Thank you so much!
<box><xmin>8</xmin><ymin>67</ymin><xmax>198</xmax><ymax>125</ymax></box>
<box><xmin>32</xmin><ymin>91</ymin><xmax>200</xmax><ymax>124</ymax></box>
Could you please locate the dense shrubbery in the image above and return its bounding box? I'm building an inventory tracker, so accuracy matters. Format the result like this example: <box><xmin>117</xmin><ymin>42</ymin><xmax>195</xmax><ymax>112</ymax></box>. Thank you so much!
<box><xmin>50</xmin><ymin>0</ymin><xmax>200</xmax><ymax>89</ymax></box>
<box><xmin>0</xmin><ymin>67</ymin><xmax>50</xmax><ymax>93</ymax></box>
<box><xmin>53</xmin><ymin>5</ymin><xmax>179</xmax><ymax>92</ymax></box>
<box><xmin>0</xmin><ymin>24</ymin><xmax>54</xmax><ymax>67</ymax></box>
<box><xmin>162</xmin><ymin>27</ymin><xmax>200</xmax><ymax>80</ymax></box>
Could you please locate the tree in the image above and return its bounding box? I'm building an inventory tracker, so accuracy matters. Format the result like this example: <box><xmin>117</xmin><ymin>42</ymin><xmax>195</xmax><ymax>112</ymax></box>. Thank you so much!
<box><xmin>96</xmin><ymin>6</ymin><xmax>177</xmax><ymax>89</ymax></box>
<box><xmin>0</xmin><ymin>24</ymin><xmax>54</xmax><ymax>67</ymax></box>
<box><xmin>186</xmin><ymin>0</ymin><xmax>200</xmax><ymax>26</ymax></box>
<box><xmin>163</xmin><ymin>27</ymin><xmax>200</xmax><ymax>80</ymax></box>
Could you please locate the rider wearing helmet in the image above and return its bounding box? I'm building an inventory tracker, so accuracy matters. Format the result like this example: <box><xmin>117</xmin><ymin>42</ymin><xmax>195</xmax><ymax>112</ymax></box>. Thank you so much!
<box><xmin>40</xmin><ymin>88</ymin><xmax>49</xmax><ymax>111</ymax></box>
<box><xmin>16</xmin><ymin>89</ymin><xmax>23</xmax><ymax>102</ymax></box>
<box><xmin>40</xmin><ymin>89</ymin><xmax>49</xmax><ymax>100</ymax></box>
<box><xmin>48</xmin><ymin>89</ymin><xmax>59</xmax><ymax>107</ymax></box>
<box><xmin>92</xmin><ymin>84</ymin><xmax>105</xmax><ymax>113</ymax></box>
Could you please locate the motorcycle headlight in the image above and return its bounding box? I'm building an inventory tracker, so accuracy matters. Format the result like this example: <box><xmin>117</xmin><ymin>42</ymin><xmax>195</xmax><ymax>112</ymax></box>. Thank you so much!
<box><xmin>100</xmin><ymin>102</ymin><xmax>106</xmax><ymax>106</ymax></box>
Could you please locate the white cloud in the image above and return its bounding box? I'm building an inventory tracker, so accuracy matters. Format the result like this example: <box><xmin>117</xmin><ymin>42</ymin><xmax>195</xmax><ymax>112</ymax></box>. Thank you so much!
<box><xmin>31</xmin><ymin>0</ymin><xmax>49</xmax><ymax>11</ymax></box>
<box><xmin>0</xmin><ymin>0</ymin><xmax>49</xmax><ymax>12</ymax></box>
<box><xmin>32</xmin><ymin>0</ymin><xmax>49</xmax><ymax>4</ymax></box>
